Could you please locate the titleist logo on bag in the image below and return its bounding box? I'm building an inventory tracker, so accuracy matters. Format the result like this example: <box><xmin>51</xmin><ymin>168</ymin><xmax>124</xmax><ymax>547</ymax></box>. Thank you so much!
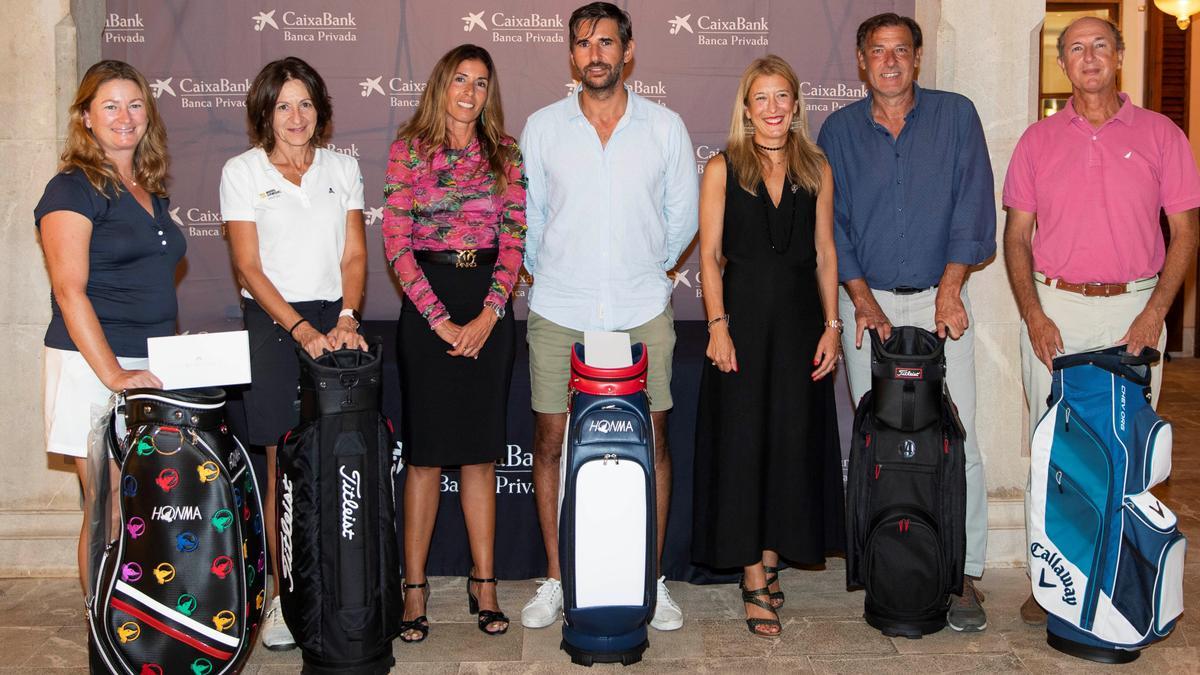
<box><xmin>339</xmin><ymin>465</ymin><xmax>361</xmax><ymax>541</ymax></box>
<box><xmin>894</xmin><ymin>367</ymin><xmax>924</xmax><ymax>380</ymax></box>
<box><xmin>280</xmin><ymin>474</ymin><xmax>295</xmax><ymax>592</ymax></box>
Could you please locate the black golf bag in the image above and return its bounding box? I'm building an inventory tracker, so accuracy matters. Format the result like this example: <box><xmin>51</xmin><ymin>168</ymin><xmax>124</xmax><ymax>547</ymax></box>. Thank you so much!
<box><xmin>87</xmin><ymin>388</ymin><xmax>265</xmax><ymax>675</ymax></box>
<box><xmin>846</xmin><ymin>327</ymin><xmax>966</xmax><ymax>637</ymax></box>
<box><xmin>276</xmin><ymin>344</ymin><xmax>402</xmax><ymax>674</ymax></box>
<box><xmin>558</xmin><ymin>342</ymin><xmax>657</xmax><ymax>667</ymax></box>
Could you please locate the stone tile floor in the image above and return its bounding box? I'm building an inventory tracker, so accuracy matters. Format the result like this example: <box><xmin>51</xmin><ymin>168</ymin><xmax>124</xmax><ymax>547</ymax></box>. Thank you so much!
<box><xmin>5</xmin><ymin>359</ymin><xmax>1200</xmax><ymax>673</ymax></box>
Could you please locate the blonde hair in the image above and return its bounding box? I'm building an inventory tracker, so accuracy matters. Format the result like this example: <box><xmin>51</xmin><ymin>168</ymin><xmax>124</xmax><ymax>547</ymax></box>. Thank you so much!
<box><xmin>395</xmin><ymin>44</ymin><xmax>514</xmax><ymax>194</ymax></box>
<box><xmin>60</xmin><ymin>60</ymin><xmax>169</xmax><ymax>196</ymax></box>
<box><xmin>725</xmin><ymin>55</ymin><xmax>825</xmax><ymax>196</ymax></box>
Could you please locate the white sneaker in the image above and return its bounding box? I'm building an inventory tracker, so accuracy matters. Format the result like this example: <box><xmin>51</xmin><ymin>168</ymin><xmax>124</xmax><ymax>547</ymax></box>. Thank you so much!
<box><xmin>650</xmin><ymin>576</ymin><xmax>683</xmax><ymax>631</ymax></box>
<box><xmin>521</xmin><ymin>578</ymin><xmax>563</xmax><ymax>628</ymax></box>
<box><xmin>260</xmin><ymin>596</ymin><xmax>296</xmax><ymax>651</ymax></box>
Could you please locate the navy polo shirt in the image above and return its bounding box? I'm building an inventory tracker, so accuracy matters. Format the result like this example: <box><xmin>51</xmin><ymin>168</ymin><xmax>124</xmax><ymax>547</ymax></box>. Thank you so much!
<box><xmin>817</xmin><ymin>84</ymin><xmax>996</xmax><ymax>290</ymax></box>
<box><xmin>34</xmin><ymin>170</ymin><xmax>186</xmax><ymax>357</ymax></box>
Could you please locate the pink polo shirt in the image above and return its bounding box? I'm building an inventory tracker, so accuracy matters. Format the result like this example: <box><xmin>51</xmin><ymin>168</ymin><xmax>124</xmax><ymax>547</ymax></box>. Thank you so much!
<box><xmin>1003</xmin><ymin>94</ymin><xmax>1200</xmax><ymax>284</ymax></box>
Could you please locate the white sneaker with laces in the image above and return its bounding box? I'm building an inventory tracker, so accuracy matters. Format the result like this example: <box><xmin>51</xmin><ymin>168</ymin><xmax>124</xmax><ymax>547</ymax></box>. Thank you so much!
<box><xmin>521</xmin><ymin>577</ymin><xmax>563</xmax><ymax>629</ymax></box>
<box><xmin>650</xmin><ymin>576</ymin><xmax>683</xmax><ymax>631</ymax></box>
<box><xmin>260</xmin><ymin>596</ymin><xmax>296</xmax><ymax>651</ymax></box>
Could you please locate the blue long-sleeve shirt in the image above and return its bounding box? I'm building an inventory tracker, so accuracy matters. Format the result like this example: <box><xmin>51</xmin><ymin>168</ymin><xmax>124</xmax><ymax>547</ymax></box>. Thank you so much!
<box><xmin>817</xmin><ymin>84</ymin><xmax>996</xmax><ymax>290</ymax></box>
<box><xmin>520</xmin><ymin>85</ymin><xmax>699</xmax><ymax>332</ymax></box>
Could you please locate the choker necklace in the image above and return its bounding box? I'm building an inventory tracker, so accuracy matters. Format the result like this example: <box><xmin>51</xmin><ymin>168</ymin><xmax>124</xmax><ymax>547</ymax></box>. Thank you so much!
<box><xmin>754</xmin><ymin>141</ymin><xmax>785</xmax><ymax>152</ymax></box>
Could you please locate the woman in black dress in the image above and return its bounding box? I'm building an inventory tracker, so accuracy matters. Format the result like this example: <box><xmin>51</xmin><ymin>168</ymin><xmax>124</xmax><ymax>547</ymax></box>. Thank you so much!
<box><xmin>692</xmin><ymin>55</ymin><xmax>844</xmax><ymax>637</ymax></box>
<box><xmin>383</xmin><ymin>44</ymin><xmax>526</xmax><ymax>642</ymax></box>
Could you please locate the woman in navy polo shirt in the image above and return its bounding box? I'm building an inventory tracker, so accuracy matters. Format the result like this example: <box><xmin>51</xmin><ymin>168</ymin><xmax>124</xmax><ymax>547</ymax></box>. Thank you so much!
<box><xmin>34</xmin><ymin>60</ymin><xmax>184</xmax><ymax>592</ymax></box>
<box><xmin>219</xmin><ymin>56</ymin><xmax>367</xmax><ymax>651</ymax></box>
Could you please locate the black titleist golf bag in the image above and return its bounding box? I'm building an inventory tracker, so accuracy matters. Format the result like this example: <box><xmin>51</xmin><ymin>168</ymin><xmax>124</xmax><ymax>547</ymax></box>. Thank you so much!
<box><xmin>559</xmin><ymin>342</ymin><xmax>657</xmax><ymax>667</ymax></box>
<box><xmin>88</xmin><ymin>388</ymin><xmax>265</xmax><ymax>675</ymax></box>
<box><xmin>276</xmin><ymin>344</ymin><xmax>402</xmax><ymax>674</ymax></box>
<box><xmin>846</xmin><ymin>327</ymin><xmax>966</xmax><ymax>637</ymax></box>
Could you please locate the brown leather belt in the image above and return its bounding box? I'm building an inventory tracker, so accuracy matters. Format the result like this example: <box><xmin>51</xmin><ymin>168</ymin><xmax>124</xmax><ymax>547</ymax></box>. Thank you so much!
<box><xmin>1035</xmin><ymin>272</ymin><xmax>1158</xmax><ymax>297</ymax></box>
<box><xmin>413</xmin><ymin>248</ymin><xmax>498</xmax><ymax>268</ymax></box>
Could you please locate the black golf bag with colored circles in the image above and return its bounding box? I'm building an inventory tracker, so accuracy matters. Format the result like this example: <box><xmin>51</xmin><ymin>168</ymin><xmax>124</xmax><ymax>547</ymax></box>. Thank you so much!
<box><xmin>87</xmin><ymin>388</ymin><xmax>266</xmax><ymax>675</ymax></box>
<box><xmin>276</xmin><ymin>344</ymin><xmax>403</xmax><ymax>675</ymax></box>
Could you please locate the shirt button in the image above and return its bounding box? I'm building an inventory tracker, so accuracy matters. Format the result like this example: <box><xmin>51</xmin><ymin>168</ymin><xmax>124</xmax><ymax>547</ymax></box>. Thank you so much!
<box><xmin>1092</xmin><ymin>136</ymin><xmax>1097</xmax><ymax>141</ymax></box>
<box><xmin>161</xmin><ymin>240</ymin><xmax>167</xmax><ymax>245</ymax></box>
<box><xmin>897</xmin><ymin>179</ymin><xmax>902</xmax><ymax>184</ymax></box>
<box><xmin>157</xmin><ymin>230</ymin><xmax>163</xmax><ymax>235</ymax></box>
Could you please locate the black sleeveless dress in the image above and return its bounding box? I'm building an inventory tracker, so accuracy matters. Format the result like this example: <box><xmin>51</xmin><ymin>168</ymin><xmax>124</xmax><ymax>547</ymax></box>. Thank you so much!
<box><xmin>691</xmin><ymin>157</ymin><xmax>846</xmax><ymax>569</ymax></box>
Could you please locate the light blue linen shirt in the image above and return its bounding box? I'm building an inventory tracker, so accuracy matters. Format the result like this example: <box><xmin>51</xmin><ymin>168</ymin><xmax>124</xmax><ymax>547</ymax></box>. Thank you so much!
<box><xmin>520</xmin><ymin>85</ymin><xmax>698</xmax><ymax>332</ymax></box>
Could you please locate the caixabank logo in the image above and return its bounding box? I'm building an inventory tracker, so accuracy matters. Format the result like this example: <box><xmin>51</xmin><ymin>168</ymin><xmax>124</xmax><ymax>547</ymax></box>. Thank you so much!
<box><xmin>169</xmin><ymin>205</ymin><xmax>225</xmax><ymax>238</ymax></box>
<box><xmin>358</xmin><ymin>76</ymin><xmax>425</xmax><ymax>108</ymax></box>
<box><xmin>460</xmin><ymin>10</ymin><xmax>564</xmax><ymax>44</ymax></box>
<box><xmin>104</xmin><ymin>12</ymin><xmax>145</xmax><ymax>44</ymax></box>
<box><xmin>251</xmin><ymin>9</ymin><xmax>358</xmax><ymax>42</ymax></box>
<box><xmin>150</xmin><ymin>75</ymin><xmax>250</xmax><ymax>110</ymax></box>
<box><xmin>667</xmin><ymin>12</ymin><xmax>768</xmax><ymax>46</ymax></box>
<box><xmin>801</xmin><ymin>81</ymin><xmax>869</xmax><ymax>113</ymax></box>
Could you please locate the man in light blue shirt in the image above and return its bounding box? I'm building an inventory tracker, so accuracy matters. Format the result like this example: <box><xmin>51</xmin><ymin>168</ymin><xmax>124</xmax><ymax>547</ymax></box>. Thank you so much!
<box><xmin>518</xmin><ymin>1</ymin><xmax>698</xmax><ymax>633</ymax></box>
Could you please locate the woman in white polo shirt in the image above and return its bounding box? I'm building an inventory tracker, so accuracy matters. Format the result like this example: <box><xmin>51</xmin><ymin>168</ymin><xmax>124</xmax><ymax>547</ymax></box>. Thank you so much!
<box><xmin>219</xmin><ymin>56</ymin><xmax>367</xmax><ymax>651</ymax></box>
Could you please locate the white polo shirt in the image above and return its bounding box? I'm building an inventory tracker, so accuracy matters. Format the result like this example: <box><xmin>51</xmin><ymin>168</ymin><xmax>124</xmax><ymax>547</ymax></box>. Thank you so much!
<box><xmin>219</xmin><ymin>147</ymin><xmax>364</xmax><ymax>302</ymax></box>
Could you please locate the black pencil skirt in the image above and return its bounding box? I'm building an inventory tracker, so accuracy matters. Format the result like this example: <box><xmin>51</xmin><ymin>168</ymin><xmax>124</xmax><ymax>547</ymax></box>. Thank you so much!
<box><xmin>396</xmin><ymin>261</ymin><xmax>514</xmax><ymax>467</ymax></box>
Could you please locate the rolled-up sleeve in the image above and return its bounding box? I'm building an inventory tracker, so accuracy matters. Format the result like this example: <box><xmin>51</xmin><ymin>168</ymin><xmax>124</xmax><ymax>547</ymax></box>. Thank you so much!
<box><xmin>946</xmin><ymin>100</ymin><xmax>997</xmax><ymax>265</ymax></box>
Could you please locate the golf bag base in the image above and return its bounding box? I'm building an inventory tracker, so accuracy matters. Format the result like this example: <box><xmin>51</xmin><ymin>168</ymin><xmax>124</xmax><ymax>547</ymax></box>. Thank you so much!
<box><xmin>560</xmin><ymin>631</ymin><xmax>648</xmax><ymax>667</ymax></box>
<box><xmin>1047</xmin><ymin>620</ymin><xmax>1140</xmax><ymax>664</ymax></box>
<box><xmin>865</xmin><ymin>607</ymin><xmax>947</xmax><ymax>639</ymax></box>
<box><xmin>559</xmin><ymin>341</ymin><xmax>656</xmax><ymax>667</ymax></box>
<box><xmin>298</xmin><ymin>651</ymin><xmax>396</xmax><ymax>675</ymax></box>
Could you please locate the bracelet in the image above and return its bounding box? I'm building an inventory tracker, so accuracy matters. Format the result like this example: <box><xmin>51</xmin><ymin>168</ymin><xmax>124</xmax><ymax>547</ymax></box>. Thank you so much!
<box><xmin>288</xmin><ymin>317</ymin><xmax>310</xmax><ymax>339</ymax></box>
<box><xmin>707</xmin><ymin>314</ymin><xmax>730</xmax><ymax>330</ymax></box>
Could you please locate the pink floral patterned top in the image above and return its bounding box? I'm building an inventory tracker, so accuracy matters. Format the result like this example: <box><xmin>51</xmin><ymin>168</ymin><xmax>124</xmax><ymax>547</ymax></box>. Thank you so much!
<box><xmin>383</xmin><ymin>136</ymin><xmax>527</xmax><ymax>328</ymax></box>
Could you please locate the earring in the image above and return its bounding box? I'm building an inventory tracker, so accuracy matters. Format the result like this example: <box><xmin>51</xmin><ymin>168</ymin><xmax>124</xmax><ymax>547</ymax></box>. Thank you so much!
<box><xmin>743</xmin><ymin>119</ymin><xmax>755</xmax><ymax>136</ymax></box>
<box><xmin>789</xmin><ymin>118</ymin><xmax>802</xmax><ymax>132</ymax></box>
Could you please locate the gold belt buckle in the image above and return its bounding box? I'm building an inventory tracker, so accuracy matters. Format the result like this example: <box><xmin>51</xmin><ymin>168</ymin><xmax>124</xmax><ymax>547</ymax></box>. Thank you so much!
<box><xmin>455</xmin><ymin>249</ymin><xmax>478</xmax><ymax>269</ymax></box>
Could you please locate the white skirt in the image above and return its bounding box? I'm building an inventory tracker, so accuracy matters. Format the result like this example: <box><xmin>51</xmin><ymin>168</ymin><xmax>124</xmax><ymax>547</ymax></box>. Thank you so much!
<box><xmin>43</xmin><ymin>347</ymin><xmax>147</xmax><ymax>457</ymax></box>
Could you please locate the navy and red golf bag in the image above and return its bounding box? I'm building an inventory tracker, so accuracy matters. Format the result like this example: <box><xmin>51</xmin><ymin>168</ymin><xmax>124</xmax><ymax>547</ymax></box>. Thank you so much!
<box><xmin>87</xmin><ymin>388</ymin><xmax>265</xmax><ymax>675</ymax></box>
<box><xmin>276</xmin><ymin>344</ymin><xmax>402</xmax><ymax>674</ymax></box>
<box><xmin>559</xmin><ymin>342</ymin><xmax>657</xmax><ymax>667</ymax></box>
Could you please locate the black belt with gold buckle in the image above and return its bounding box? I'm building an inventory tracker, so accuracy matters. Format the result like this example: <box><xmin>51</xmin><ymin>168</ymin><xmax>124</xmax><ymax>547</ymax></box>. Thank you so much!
<box><xmin>413</xmin><ymin>248</ymin><xmax>499</xmax><ymax>269</ymax></box>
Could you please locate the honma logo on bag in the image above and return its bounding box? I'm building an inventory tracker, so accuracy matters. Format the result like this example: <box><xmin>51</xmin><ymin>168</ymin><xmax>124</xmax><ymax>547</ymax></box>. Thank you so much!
<box><xmin>176</xmin><ymin>531</ymin><xmax>199</xmax><ymax>553</ymax></box>
<box><xmin>151</xmin><ymin>505</ymin><xmax>202</xmax><ymax>522</ymax></box>
<box><xmin>588</xmin><ymin>418</ymin><xmax>634</xmax><ymax>434</ymax></box>
<box><xmin>212</xmin><ymin>610</ymin><xmax>236</xmax><ymax>632</ymax></box>
<box><xmin>155</xmin><ymin>469</ymin><xmax>179</xmax><ymax>492</ymax></box>
<box><xmin>197</xmin><ymin>461</ymin><xmax>220</xmax><ymax>483</ymax></box>
<box><xmin>211</xmin><ymin>509</ymin><xmax>234</xmax><ymax>533</ymax></box>
<box><xmin>210</xmin><ymin>556</ymin><xmax>234</xmax><ymax>579</ymax></box>
<box><xmin>153</xmin><ymin>562</ymin><xmax>176</xmax><ymax>584</ymax></box>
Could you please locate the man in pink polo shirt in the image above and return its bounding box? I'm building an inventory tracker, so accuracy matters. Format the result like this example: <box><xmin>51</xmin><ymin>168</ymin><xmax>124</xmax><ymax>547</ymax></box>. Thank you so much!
<box><xmin>1003</xmin><ymin>16</ymin><xmax>1200</xmax><ymax>624</ymax></box>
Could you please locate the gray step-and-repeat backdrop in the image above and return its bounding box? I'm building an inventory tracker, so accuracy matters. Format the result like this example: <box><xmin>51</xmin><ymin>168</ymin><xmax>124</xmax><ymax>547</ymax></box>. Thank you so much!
<box><xmin>101</xmin><ymin>0</ymin><xmax>913</xmax><ymax>580</ymax></box>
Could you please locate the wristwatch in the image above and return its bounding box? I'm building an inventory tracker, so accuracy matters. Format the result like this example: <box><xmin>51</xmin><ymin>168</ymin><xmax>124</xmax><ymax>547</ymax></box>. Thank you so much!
<box><xmin>824</xmin><ymin>318</ymin><xmax>844</xmax><ymax>334</ymax></box>
<box><xmin>339</xmin><ymin>308</ymin><xmax>362</xmax><ymax>327</ymax></box>
<box><xmin>487</xmin><ymin>302</ymin><xmax>506</xmax><ymax>320</ymax></box>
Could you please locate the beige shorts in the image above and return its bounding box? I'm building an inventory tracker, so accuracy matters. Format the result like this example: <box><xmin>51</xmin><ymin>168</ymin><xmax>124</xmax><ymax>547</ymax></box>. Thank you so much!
<box><xmin>43</xmin><ymin>347</ymin><xmax>144</xmax><ymax>458</ymax></box>
<box><xmin>527</xmin><ymin>307</ymin><xmax>676</xmax><ymax>414</ymax></box>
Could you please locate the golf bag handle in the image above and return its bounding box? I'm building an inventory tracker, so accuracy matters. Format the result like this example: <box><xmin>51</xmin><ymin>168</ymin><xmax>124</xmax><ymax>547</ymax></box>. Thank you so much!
<box><xmin>1051</xmin><ymin>346</ymin><xmax>1159</xmax><ymax>387</ymax></box>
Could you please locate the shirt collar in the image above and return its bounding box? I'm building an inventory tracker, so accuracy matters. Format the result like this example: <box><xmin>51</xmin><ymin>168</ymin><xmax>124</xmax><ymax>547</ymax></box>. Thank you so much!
<box><xmin>862</xmin><ymin>82</ymin><xmax>923</xmax><ymax>127</ymax></box>
<box><xmin>1066</xmin><ymin>92</ymin><xmax>1134</xmax><ymax>126</ymax></box>
<box><xmin>255</xmin><ymin>145</ymin><xmax>324</xmax><ymax>175</ymax></box>
<box><xmin>567</xmin><ymin>83</ymin><xmax>646</xmax><ymax>122</ymax></box>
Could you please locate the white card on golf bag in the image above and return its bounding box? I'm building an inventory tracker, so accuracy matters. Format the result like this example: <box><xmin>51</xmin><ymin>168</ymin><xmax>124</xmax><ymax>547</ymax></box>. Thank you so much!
<box><xmin>147</xmin><ymin>331</ymin><xmax>252</xmax><ymax>391</ymax></box>
<box><xmin>583</xmin><ymin>331</ymin><xmax>632</xmax><ymax>368</ymax></box>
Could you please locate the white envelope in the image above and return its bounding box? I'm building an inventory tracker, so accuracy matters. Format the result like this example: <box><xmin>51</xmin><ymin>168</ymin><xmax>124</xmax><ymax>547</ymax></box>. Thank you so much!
<box><xmin>582</xmin><ymin>331</ymin><xmax>633</xmax><ymax>368</ymax></box>
<box><xmin>147</xmin><ymin>331</ymin><xmax>252</xmax><ymax>391</ymax></box>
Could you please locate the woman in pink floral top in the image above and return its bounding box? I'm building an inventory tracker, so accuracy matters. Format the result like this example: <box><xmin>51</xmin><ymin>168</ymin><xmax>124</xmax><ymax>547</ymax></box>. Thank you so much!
<box><xmin>383</xmin><ymin>44</ymin><xmax>525</xmax><ymax>643</ymax></box>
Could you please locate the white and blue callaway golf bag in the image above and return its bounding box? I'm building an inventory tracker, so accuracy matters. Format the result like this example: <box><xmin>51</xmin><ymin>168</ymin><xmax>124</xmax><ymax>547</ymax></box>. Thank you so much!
<box><xmin>1028</xmin><ymin>346</ymin><xmax>1184</xmax><ymax>663</ymax></box>
<box><xmin>558</xmin><ymin>342</ymin><xmax>656</xmax><ymax>667</ymax></box>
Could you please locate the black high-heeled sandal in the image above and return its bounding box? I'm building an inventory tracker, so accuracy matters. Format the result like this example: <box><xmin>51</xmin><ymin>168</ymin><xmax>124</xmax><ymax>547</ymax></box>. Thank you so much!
<box><xmin>739</xmin><ymin>578</ymin><xmax>782</xmax><ymax>638</ymax></box>
<box><xmin>398</xmin><ymin>581</ymin><xmax>430</xmax><ymax>643</ymax></box>
<box><xmin>467</xmin><ymin>574</ymin><xmax>510</xmax><ymax>636</ymax></box>
<box><xmin>763</xmin><ymin>565</ymin><xmax>785</xmax><ymax>609</ymax></box>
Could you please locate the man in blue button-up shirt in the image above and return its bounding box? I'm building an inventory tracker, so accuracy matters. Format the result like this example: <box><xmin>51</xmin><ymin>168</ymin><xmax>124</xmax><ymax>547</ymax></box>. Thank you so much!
<box><xmin>818</xmin><ymin>12</ymin><xmax>996</xmax><ymax>632</ymax></box>
<box><xmin>517</xmin><ymin>2</ymin><xmax>698</xmax><ymax>633</ymax></box>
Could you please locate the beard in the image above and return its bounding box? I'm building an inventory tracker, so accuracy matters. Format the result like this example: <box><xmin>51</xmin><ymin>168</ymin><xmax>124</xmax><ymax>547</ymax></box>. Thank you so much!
<box><xmin>579</xmin><ymin>60</ymin><xmax>624</xmax><ymax>96</ymax></box>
